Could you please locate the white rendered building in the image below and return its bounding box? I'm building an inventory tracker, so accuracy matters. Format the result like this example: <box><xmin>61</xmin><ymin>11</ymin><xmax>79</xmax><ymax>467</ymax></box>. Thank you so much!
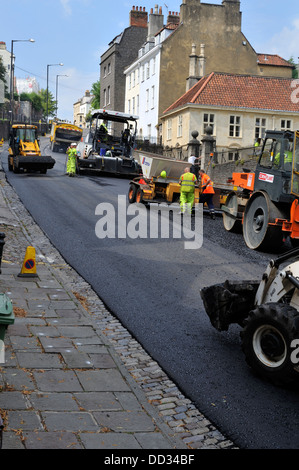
<box><xmin>124</xmin><ymin>6</ymin><xmax>179</xmax><ymax>144</ymax></box>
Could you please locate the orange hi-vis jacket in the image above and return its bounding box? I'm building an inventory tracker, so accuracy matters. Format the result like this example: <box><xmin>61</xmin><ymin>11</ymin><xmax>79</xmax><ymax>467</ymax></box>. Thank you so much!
<box><xmin>200</xmin><ymin>173</ymin><xmax>215</xmax><ymax>194</ymax></box>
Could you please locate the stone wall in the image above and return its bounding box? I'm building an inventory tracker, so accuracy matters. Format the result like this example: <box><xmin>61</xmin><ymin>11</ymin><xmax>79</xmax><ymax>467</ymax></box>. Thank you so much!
<box><xmin>210</xmin><ymin>156</ymin><xmax>258</xmax><ymax>184</ymax></box>
<box><xmin>0</xmin><ymin>121</ymin><xmax>10</xmax><ymax>140</ymax></box>
<box><xmin>0</xmin><ymin>121</ymin><xmax>48</xmax><ymax>140</ymax></box>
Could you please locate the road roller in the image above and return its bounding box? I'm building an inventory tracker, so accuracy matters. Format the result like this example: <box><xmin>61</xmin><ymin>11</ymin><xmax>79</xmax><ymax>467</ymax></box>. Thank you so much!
<box><xmin>222</xmin><ymin>130</ymin><xmax>299</xmax><ymax>251</ymax></box>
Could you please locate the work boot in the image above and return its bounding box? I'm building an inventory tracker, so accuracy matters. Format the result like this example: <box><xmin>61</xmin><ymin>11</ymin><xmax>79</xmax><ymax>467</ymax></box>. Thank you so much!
<box><xmin>210</xmin><ymin>212</ymin><xmax>215</xmax><ymax>220</ymax></box>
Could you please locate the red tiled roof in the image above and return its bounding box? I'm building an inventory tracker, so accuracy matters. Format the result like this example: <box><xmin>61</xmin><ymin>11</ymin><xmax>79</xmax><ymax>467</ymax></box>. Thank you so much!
<box><xmin>257</xmin><ymin>53</ymin><xmax>293</xmax><ymax>68</ymax></box>
<box><xmin>155</xmin><ymin>22</ymin><xmax>180</xmax><ymax>36</ymax></box>
<box><xmin>164</xmin><ymin>72</ymin><xmax>299</xmax><ymax>114</ymax></box>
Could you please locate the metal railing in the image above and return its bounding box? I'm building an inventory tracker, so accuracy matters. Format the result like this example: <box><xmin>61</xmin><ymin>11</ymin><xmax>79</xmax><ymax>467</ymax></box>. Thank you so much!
<box><xmin>213</xmin><ymin>145</ymin><xmax>260</xmax><ymax>165</ymax></box>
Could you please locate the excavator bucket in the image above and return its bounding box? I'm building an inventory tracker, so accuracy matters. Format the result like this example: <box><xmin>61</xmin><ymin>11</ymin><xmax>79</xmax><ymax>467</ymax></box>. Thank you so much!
<box><xmin>17</xmin><ymin>155</ymin><xmax>56</xmax><ymax>171</ymax></box>
<box><xmin>200</xmin><ymin>280</ymin><xmax>259</xmax><ymax>331</ymax></box>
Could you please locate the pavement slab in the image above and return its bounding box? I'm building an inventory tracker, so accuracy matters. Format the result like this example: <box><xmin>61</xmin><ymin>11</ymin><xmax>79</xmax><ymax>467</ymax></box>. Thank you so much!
<box><xmin>0</xmin><ymin>155</ymin><xmax>236</xmax><ymax>450</ymax></box>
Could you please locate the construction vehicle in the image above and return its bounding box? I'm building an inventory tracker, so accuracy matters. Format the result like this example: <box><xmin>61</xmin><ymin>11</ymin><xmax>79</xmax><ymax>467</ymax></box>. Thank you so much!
<box><xmin>76</xmin><ymin>109</ymin><xmax>141</xmax><ymax>177</ymax></box>
<box><xmin>50</xmin><ymin>121</ymin><xmax>83</xmax><ymax>153</ymax></box>
<box><xmin>222</xmin><ymin>130</ymin><xmax>299</xmax><ymax>251</ymax></box>
<box><xmin>8</xmin><ymin>124</ymin><xmax>55</xmax><ymax>174</ymax></box>
<box><xmin>201</xmin><ymin>247</ymin><xmax>299</xmax><ymax>386</ymax></box>
<box><xmin>128</xmin><ymin>152</ymin><xmax>200</xmax><ymax>205</ymax></box>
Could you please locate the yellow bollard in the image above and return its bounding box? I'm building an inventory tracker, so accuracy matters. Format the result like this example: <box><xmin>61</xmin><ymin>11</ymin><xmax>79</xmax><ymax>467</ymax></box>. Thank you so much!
<box><xmin>0</xmin><ymin>138</ymin><xmax>3</xmax><ymax>147</ymax></box>
<box><xmin>18</xmin><ymin>246</ymin><xmax>38</xmax><ymax>278</ymax></box>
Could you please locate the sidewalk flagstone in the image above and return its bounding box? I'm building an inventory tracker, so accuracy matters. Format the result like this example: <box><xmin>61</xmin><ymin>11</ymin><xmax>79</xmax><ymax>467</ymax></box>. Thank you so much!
<box><xmin>0</xmin><ymin>162</ymin><xmax>235</xmax><ymax>449</ymax></box>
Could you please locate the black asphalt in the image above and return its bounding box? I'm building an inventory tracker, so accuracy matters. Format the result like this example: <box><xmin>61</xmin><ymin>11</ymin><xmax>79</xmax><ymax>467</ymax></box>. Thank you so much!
<box><xmin>2</xmin><ymin>140</ymin><xmax>299</xmax><ymax>449</ymax></box>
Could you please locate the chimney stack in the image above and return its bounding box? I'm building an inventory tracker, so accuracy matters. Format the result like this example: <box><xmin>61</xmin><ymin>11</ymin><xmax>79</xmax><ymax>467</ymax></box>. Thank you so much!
<box><xmin>167</xmin><ymin>11</ymin><xmax>180</xmax><ymax>26</ymax></box>
<box><xmin>186</xmin><ymin>43</ymin><xmax>200</xmax><ymax>91</ymax></box>
<box><xmin>198</xmin><ymin>43</ymin><xmax>206</xmax><ymax>78</ymax></box>
<box><xmin>147</xmin><ymin>4</ymin><xmax>164</xmax><ymax>41</ymax></box>
<box><xmin>130</xmin><ymin>6</ymin><xmax>148</xmax><ymax>28</ymax></box>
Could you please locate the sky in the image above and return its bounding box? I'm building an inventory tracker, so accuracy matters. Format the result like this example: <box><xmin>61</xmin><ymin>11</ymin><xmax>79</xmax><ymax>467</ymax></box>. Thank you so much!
<box><xmin>1</xmin><ymin>0</ymin><xmax>299</xmax><ymax>122</ymax></box>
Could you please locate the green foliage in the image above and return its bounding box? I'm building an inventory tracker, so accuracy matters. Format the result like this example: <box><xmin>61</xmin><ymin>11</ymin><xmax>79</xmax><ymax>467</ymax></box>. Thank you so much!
<box><xmin>20</xmin><ymin>92</ymin><xmax>43</xmax><ymax>112</ymax></box>
<box><xmin>19</xmin><ymin>89</ymin><xmax>55</xmax><ymax>117</ymax></box>
<box><xmin>85</xmin><ymin>111</ymin><xmax>92</xmax><ymax>122</ymax></box>
<box><xmin>90</xmin><ymin>80</ymin><xmax>101</xmax><ymax>109</ymax></box>
<box><xmin>288</xmin><ymin>57</ymin><xmax>298</xmax><ymax>79</ymax></box>
<box><xmin>38</xmin><ymin>89</ymin><xmax>57</xmax><ymax>117</ymax></box>
<box><xmin>0</xmin><ymin>57</ymin><xmax>7</xmax><ymax>93</ymax></box>
<box><xmin>20</xmin><ymin>92</ymin><xmax>32</xmax><ymax>102</ymax></box>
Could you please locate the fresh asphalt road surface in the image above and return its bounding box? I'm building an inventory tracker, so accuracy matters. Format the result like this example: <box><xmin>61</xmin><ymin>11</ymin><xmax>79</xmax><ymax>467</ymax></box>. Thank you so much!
<box><xmin>2</xmin><ymin>139</ymin><xmax>299</xmax><ymax>449</ymax></box>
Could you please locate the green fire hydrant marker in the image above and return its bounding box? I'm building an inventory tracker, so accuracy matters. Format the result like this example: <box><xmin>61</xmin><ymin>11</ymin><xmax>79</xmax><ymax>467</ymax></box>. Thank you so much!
<box><xmin>0</xmin><ymin>294</ymin><xmax>14</xmax><ymax>363</ymax></box>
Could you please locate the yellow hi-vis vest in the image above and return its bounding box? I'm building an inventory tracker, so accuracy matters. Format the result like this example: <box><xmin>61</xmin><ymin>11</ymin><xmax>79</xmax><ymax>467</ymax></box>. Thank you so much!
<box><xmin>180</xmin><ymin>172</ymin><xmax>196</xmax><ymax>193</ymax></box>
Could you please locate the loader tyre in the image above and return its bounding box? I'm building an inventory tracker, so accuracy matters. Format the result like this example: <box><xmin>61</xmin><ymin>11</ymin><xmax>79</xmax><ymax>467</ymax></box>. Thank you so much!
<box><xmin>128</xmin><ymin>184</ymin><xmax>137</xmax><ymax>203</ymax></box>
<box><xmin>241</xmin><ymin>303</ymin><xmax>299</xmax><ymax>385</ymax></box>
<box><xmin>7</xmin><ymin>156</ymin><xmax>13</xmax><ymax>172</ymax></box>
<box><xmin>12</xmin><ymin>157</ymin><xmax>20</xmax><ymax>173</ymax></box>
<box><xmin>136</xmin><ymin>187</ymin><xmax>143</xmax><ymax>204</ymax></box>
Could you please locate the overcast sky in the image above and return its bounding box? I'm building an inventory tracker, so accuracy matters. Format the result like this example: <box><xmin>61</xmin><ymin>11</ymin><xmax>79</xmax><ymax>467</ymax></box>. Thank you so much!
<box><xmin>1</xmin><ymin>0</ymin><xmax>298</xmax><ymax>121</ymax></box>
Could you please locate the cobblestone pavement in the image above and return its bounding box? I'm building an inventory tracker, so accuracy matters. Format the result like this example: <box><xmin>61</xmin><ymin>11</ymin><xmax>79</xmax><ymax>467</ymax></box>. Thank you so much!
<box><xmin>0</xmin><ymin>156</ymin><xmax>237</xmax><ymax>450</ymax></box>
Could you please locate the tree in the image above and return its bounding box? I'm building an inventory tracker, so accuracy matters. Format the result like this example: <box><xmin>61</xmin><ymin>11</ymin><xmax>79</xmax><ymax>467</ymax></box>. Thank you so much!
<box><xmin>0</xmin><ymin>56</ymin><xmax>7</xmax><ymax>99</ymax></box>
<box><xmin>90</xmin><ymin>80</ymin><xmax>101</xmax><ymax>109</ymax></box>
<box><xmin>17</xmin><ymin>89</ymin><xmax>56</xmax><ymax>120</ymax></box>
<box><xmin>0</xmin><ymin>57</ymin><xmax>7</xmax><ymax>88</ymax></box>
<box><xmin>38</xmin><ymin>89</ymin><xmax>57</xmax><ymax>118</ymax></box>
<box><xmin>288</xmin><ymin>57</ymin><xmax>298</xmax><ymax>79</ymax></box>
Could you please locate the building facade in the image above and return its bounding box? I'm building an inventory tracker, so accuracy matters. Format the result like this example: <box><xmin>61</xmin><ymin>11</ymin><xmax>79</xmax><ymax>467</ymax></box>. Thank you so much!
<box><xmin>0</xmin><ymin>42</ymin><xmax>11</xmax><ymax>92</ymax></box>
<box><xmin>158</xmin><ymin>0</ymin><xmax>293</xmax><ymax>124</ymax></box>
<box><xmin>124</xmin><ymin>6</ymin><xmax>179</xmax><ymax>143</ymax></box>
<box><xmin>100</xmin><ymin>6</ymin><xmax>148</xmax><ymax>133</ymax></box>
<box><xmin>161</xmin><ymin>72</ymin><xmax>299</xmax><ymax>163</ymax></box>
<box><xmin>16</xmin><ymin>77</ymin><xmax>39</xmax><ymax>95</ymax></box>
<box><xmin>100</xmin><ymin>1</ymin><xmax>294</xmax><ymax>152</ymax></box>
<box><xmin>73</xmin><ymin>90</ymin><xmax>94</xmax><ymax>128</ymax></box>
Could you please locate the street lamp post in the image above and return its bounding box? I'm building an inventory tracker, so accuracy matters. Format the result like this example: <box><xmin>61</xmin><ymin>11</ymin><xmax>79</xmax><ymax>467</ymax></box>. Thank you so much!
<box><xmin>10</xmin><ymin>39</ymin><xmax>35</xmax><ymax>124</ymax></box>
<box><xmin>55</xmin><ymin>74</ymin><xmax>68</xmax><ymax>118</ymax></box>
<box><xmin>46</xmin><ymin>63</ymin><xmax>63</xmax><ymax>126</ymax></box>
